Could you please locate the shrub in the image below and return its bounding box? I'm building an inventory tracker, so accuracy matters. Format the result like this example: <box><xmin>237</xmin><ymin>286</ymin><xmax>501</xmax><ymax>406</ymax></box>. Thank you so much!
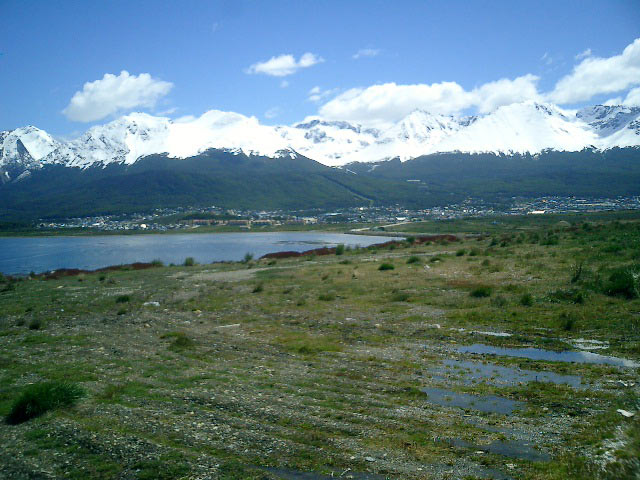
<box><xmin>604</xmin><ymin>265</ymin><xmax>640</xmax><ymax>299</ymax></box>
<box><xmin>6</xmin><ymin>381</ymin><xmax>84</xmax><ymax>425</ymax></box>
<box><xmin>559</xmin><ymin>312</ymin><xmax>578</xmax><ymax>331</ymax></box>
<box><xmin>407</xmin><ymin>256</ymin><xmax>421</xmax><ymax>264</ymax></box>
<box><xmin>252</xmin><ymin>283</ymin><xmax>264</xmax><ymax>293</ymax></box>
<box><xmin>161</xmin><ymin>332</ymin><xmax>195</xmax><ymax>351</ymax></box>
<box><xmin>470</xmin><ymin>286</ymin><xmax>492</xmax><ymax>298</ymax></box>
<box><xmin>318</xmin><ymin>292</ymin><xmax>336</xmax><ymax>301</ymax></box>
<box><xmin>468</xmin><ymin>248</ymin><xmax>480</xmax><ymax>256</ymax></box>
<box><xmin>183</xmin><ymin>257</ymin><xmax>196</xmax><ymax>267</ymax></box>
<box><xmin>117</xmin><ymin>308</ymin><xmax>127</xmax><ymax>315</ymax></box>
<box><xmin>520</xmin><ymin>293</ymin><xmax>534</xmax><ymax>306</ymax></box>
<box><xmin>456</xmin><ymin>249</ymin><xmax>465</xmax><ymax>256</ymax></box>
<box><xmin>339</xmin><ymin>259</ymin><xmax>352</xmax><ymax>265</ymax></box>
<box><xmin>151</xmin><ymin>259</ymin><xmax>164</xmax><ymax>267</ymax></box>
<box><xmin>491</xmin><ymin>295</ymin><xmax>508</xmax><ymax>307</ymax></box>
<box><xmin>391</xmin><ymin>292</ymin><xmax>410</xmax><ymax>302</ymax></box>
<box><xmin>28</xmin><ymin>318</ymin><xmax>42</xmax><ymax>330</ymax></box>
<box><xmin>406</xmin><ymin>236</ymin><xmax>415</xmax><ymax>244</ymax></box>
<box><xmin>335</xmin><ymin>244</ymin><xmax>345</xmax><ymax>256</ymax></box>
<box><xmin>570</xmin><ymin>260</ymin><xmax>585</xmax><ymax>283</ymax></box>
<box><xmin>243</xmin><ymin>252</ymin><xmax>254</xmax><ymax>263</ymax></box>
<box><xmin>378</xmin><ymin>263</ymin><xmax>394</xmax><ymax>271</ymax></box>
<box><xmin>115</xmin><ymin>295</ymin><xmax>130</xmax><ymax>303</ymax></box>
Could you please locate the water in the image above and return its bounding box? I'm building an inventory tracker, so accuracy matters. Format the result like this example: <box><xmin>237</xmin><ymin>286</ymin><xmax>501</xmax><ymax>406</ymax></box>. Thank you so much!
<box><xmin>458</xmin><ymin>344</ymin><xmax>639</xmax><ymax>368</ymax></box>
<box><xmin>449</xmin><ymin>438</ymin><xmax>550</xmax><ymax>462</ymax></box>
<box><xmin>0</xmin><ymin>232</ymin><xmax>398</xmax><ymax>275</ymax></box>
<box><xmin>432</xmin><ymin>359</ymin><xmax>584</xmax><ymax>388</ymax></box>
<box><xmin>421</xmin><ymin>386</ymin><xmax>523</xmax><ymax>414</ymax></box>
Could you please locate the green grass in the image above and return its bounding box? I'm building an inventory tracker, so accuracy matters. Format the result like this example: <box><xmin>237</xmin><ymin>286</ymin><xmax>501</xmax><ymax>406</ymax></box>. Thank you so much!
<box><xmin>6</xmin><ymin>381</ymin><xmax>85</xmax><ymax>425</ymax></box>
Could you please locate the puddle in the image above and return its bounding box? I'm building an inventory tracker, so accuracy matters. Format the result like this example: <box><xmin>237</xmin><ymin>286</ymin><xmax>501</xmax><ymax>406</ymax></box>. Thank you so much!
<box><xmin>449</xmin><ymin>438</ymin><xmax>550</xmax><ymax>462</ymax></box>
<box><xmin>433</xmin><ymin>359</ymin><xmax>584</xmax><ymax>388</ymax></box>
<box><xmin>421</xmin><ymin>386</ymin><xmax>523</xmax><ymax>414</ymax></box>
<box><xmin>458</xmin><ymin>344</ymin><xmax>639</xmax><ymax>368</ymax></box>
<box><xmin>571</xmin><ymin>338</ymin><xmax>610</xmax><ymax>351</ymax></box>
<box><xmin>263</xmin><ymin>467</ymin><xmax>388</xmax><ymax>479</ymax></box>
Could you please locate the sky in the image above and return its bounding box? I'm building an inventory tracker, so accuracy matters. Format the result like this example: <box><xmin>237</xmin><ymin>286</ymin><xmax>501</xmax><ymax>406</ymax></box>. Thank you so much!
<box><xmin>1</xmin><ymin>0</ymin><xmax>639</xmax><ymax>135</ymax></box>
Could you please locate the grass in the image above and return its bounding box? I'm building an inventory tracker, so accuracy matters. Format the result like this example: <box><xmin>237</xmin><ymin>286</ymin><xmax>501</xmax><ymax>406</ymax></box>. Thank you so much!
<box><xmin>6</xmin><ymin>381</ymin><xmax>84</xmax><ymax>425</ymax></box>
<box><xmin>1</xmin><ymin>212</ymin><xmax>639</xmax><ymax>479</ymax></box>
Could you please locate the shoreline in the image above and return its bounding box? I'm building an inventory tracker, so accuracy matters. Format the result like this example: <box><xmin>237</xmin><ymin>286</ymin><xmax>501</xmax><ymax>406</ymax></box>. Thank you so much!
<box><xmin>0</xmin><ymin>234</ymin><xmax>466</xmax><ymax>279</ymax></box>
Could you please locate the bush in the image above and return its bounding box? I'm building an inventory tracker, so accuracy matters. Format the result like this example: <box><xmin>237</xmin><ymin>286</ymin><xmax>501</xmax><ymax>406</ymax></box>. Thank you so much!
<box><xmin>559</xmin><ymin>312</ymin><xmax>578</xmax><ymax>331</ymax></box>
<box><xmin>520</xmin><ymin>293</ymin><xmax>534</xmax><ymax>306</ymax></box>
<box><xmin>339</xmin><ymin>259</ymin><xmax>352</xmax><ymax>265</ymax></box>
<box><xmin>468</xmin><ymin>248</ymin><xmax>480</xmax><ymax>256</ymax></box>
<box><xmin>6</xmin><ymin>381</ymin><xmax>84</xmax><ymax>425</ymax></box>
<box><xmin>456</xmin><ymin>249</ymin><xmax>466</xmax><ymax>256</ymax></box>
<box><xmin>470</xmin><ymin>286</ymin><xmax>492</xmax><ymax>298</ymax></box>
<box><xmin>151</xmin><ymin>259</ymin><xmax>164</xmax><ymax>267</ymax></box>
<box><xmin>335</xmin><ymin>244</ymin><xmax>345</xmax><ymax>256</ymax></box>
<box><xmin>161</xmin><ymin>332</ymin><xmax>195</xmax><ymax>351</ymax></box>
<box><xmin>184</xmin><ymin>257</ymin><xmax>196</xmax><ymax>267</ymax></box>
<box><xmin>318</xmin><ymin>292</ymin><xmax>336</xmax><ymax>301</ymax></box>
<box><xmin>243</xmin><ymin>252</ymin><xmax>254</xmax><ymax>263</ymax></box>
<box><xmin>604</xmin><ymin>265</ymin><xmax>640</xmax><ymax>299</ymax></box>
<box><xmin>406</xmin><ymin>256</ymin><xmax>421</xmax><ymax>264</ymax></box>
<box><xmin>391</xmin><ymin>292</ymin><xmax>410</xmax><ymax>302</ymax></box>
<box><xmin>28</xmin><ymin>318</ymin><xmax>42</xmax><ymax>330</ymax></box>
<box><xmin>252</xmin><ymin>283</ymin><xmax>264</xmax><ymax>293</ymax></box>
<box><xmin>491</xmin><ymin>295</ymin><xmax>508</xmax><ymax>307</ymax></box>
<box><xmin>115</xmin><ymin>295</ymin><xmax>130</xmax><ymax>303</ymax></box>
<box><xmin>378</xmin><ymin>263</ymin><xmax>394</xmax><ymax>271</ymax></box>
<box><xmin>406</xmin><ymin>236</ymin><xmax>415</xmax><ymax>244</ymax></box>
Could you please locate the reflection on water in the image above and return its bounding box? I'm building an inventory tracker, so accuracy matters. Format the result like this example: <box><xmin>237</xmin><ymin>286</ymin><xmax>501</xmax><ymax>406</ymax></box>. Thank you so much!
<box><xmin>458</xmin><ymin>344</ymin><xmax>639</xmax><ymax>368</ymax></box>
<box><xmin>0</xmin><ymin>232</ymin><xmax>399</xmax><ymax>275</ymax></box>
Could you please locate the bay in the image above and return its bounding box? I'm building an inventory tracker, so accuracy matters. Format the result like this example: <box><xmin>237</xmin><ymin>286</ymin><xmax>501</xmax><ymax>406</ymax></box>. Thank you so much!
<box><xmin>0</xmin><ymin>232</ymin><xmax>397</xmax><ymax>275</ymax></box>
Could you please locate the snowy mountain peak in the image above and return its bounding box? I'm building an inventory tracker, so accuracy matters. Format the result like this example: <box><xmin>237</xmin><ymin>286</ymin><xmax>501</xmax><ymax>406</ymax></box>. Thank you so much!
<box><xmin>2</xmin><ymin>101</ymin><xmax>639</xmax><ymax>173</ymax></box>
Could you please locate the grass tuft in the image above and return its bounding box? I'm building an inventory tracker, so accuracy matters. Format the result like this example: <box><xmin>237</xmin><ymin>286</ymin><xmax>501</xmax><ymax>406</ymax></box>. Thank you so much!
<box><xmin>6</xmin><ymin>381</ymin><xmax>84</xmax><ymax>425</ymax></box>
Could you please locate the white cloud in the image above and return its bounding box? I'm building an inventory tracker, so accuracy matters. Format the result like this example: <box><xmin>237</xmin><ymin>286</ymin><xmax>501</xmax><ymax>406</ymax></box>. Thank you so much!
<box><xmin>548</xmin><ymin>38</ymin><xmax>640</xmax><ymax>104</ymax></box>
<box><xmin>353</xmin><ymin>48</ymin><xmax>380</xmax><ymax>59</ymax></box>
<box><xmin>245</xmin><ymin>52</ymin><xmax>323</xmax><ymax>77</ymax></box>
<box><xmin>604</xmin><ymin>96</ymin><xmax>623</xmax><ymax>106</ymax></box>
<box><xmin>472</xmin><ymin>74</ymin><xmax>541</xmax><ymax>114</ymax></box>
<box><xmin>264</xmin><ymin>107</ymin><xmax>280</xmax><ymax>119</ymax></box>
<box><xmin>317</xmin><ymin>75</ymin><xmax>541</xmax><ymax>126</ymax></box>
<box><xmin>622</xmin><ymin>87</ymin><xmax>640</xmax><ymax>106</ymax></box>
<box><xmin>280</xmin><ymin>80</ymin><xmax>290</xmax><ymax>88</ymax></box>
<box><xmin>541</xmin><ymin>52</ymin><xmax>553</xmax><ymax>65</ymax></box>
<box><xmin>63</xmin><ymin>71</ymin><xmax>173</xmax><ymax>122</ymax></box>
<box><xmin>575</xmin><ymin>48</ymin><xmax>591</xmax><ymax>60</ymax></box>
<box><xmin>308</xmin><ymin>86</ymin><xmax>339</xmax><ymax>103</ymax></box>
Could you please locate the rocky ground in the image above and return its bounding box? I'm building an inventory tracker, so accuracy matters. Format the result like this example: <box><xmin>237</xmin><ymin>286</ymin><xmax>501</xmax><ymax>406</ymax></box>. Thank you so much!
<box><xmin>0</xmin><ymin>218</ymin><xmax>639</xmax><ymax>479</ymax></box>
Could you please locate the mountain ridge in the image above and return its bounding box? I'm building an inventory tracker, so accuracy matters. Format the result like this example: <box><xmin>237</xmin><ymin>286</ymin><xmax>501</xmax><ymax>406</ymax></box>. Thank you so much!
<box><xmin>2</xmin><ymin>102</ymin><xmax>639</xmax><ymax>177</ymax></box>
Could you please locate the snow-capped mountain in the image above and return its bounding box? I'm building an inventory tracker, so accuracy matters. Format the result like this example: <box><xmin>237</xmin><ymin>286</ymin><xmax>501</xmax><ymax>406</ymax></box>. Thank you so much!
<box><xmin>1</xmin><ymin>101</ymin><xmax>639</xmax><ymax>178</ymax></box>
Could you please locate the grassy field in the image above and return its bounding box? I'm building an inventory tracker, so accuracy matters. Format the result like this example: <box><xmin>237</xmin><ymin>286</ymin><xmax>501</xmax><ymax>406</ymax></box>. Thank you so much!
<box><xmin>0</xmin><ymin>215</ymin><xmax>639</xmax><ymax>479</ymax></box>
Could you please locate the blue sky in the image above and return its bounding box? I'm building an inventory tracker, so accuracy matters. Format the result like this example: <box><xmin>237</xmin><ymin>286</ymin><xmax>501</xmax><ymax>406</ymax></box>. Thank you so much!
<box><xmin>1</xmin><ymin>0</ymin><xmax>639</xmax><ymax>135</ymax></box>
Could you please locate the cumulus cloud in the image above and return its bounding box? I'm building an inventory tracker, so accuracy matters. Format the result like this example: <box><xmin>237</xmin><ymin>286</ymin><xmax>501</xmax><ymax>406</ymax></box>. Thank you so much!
<box><xmin>317</xmin><ymin>75</ymin><xmax>541</xmax><ymax>126</ymax></box>
<box><xmin>353</xmin><ymin>48</ymin><xmax>380</xmax><ymax>59</ymax></box>
<box><xmin>547</xmin><ymin>38</ymin><xmax>640</xmax><ymax>104</ymax></box>
<box><xmin>621</xmin><ymin>87</ymin><xmax>640</xmax><ymax>106</ymax></box>
<box><xmin>472</xmin><ymin>74</ymin><xmax>541</xmax><ymax>114</ymax></box>
<box><xmin>264</xmin><ymin>107</ymin><xmax>281</xmax><ymax>119</ymax></box>
<box><xmin>63</xmin><ymin>71</ymin><xmax>173</xmax><ymax>122</ymax></box>
<box><xmin>575</xmin><ymin>48</ymin><xmax>592</xmax><ymax>60</ymax></box>
<box><xmin>308</xmin><ymin>86</ymin><xmax>339</xmax><ymax>103</ymax></box>
<box><xmin>245</xmin><ymin>52</ymin><xmax>323</xmax><ymax>77</ymax></box>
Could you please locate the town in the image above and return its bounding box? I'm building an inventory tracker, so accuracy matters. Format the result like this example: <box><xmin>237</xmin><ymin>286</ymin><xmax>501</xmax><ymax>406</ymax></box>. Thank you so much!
<box><xmin>36</xmin><ymin>195</ymin><xmax>640</xmax><ymax>232</ymax></box>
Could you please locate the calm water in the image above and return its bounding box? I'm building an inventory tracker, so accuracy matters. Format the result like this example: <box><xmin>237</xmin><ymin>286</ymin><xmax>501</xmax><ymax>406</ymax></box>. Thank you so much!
<box><xmin>0</xmin><ymin>232</ymin><xmax>397</xmax><ymax>275</ymax></box>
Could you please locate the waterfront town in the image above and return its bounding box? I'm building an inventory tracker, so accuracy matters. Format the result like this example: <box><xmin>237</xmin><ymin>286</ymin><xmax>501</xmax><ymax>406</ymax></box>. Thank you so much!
<box><xmin>35</xmin><ymin>196</ymin><xmax>640</xmax><ymax>232</ymax></box>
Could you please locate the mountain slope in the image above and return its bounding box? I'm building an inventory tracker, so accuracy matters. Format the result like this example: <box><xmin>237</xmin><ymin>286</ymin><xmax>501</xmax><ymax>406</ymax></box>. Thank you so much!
<box><xmin>1</xmin><ymin>101</ymin><xmax>640</xmax><ymax>172</ymax></box>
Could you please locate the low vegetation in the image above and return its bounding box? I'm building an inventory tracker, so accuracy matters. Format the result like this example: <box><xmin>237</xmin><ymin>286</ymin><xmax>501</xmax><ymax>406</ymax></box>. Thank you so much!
<box><xmin>0</xmin><ymin>211</ymin><xmax>638</xmax><ymax>479</ymax></box>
